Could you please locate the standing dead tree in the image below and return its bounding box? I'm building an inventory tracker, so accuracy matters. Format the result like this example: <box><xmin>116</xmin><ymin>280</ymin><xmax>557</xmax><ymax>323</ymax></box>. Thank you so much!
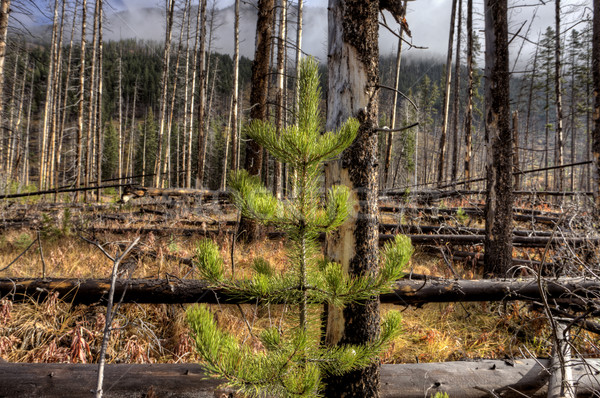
<box><xmin>593</xmin><ymin>0</ymin><xmax>600</xmax><ymax>210</ymax></box>
<box><xmin>79</xmin><ymin>236</ymin><xmax>140</xmax><ymax>398</ymax></box>
<box><xmin>450</xmin><ymin>0</ymin><xmax>462</xmax><ymax>183</ymax></box>
<box><xmin>195</xmin><ymin>0</ymin><xmax>207</xmax><ymax>189</ymax></box>
<box><xmin>464</xmin><ymin>0</ymin><xmax>473</xmax><ymax>188</ymax></box>
<box><xmin>483</xmin><ymin>0</ymin><xmax>513</xmax><ymax>277</ymax></box>
<box><xmin>154</xmin><ymin>0</ymin><xmax>175</xmax><ymax>188</ymax></box>
<box><xmin>238</xmin><ymin>0</ymin><xmax>274</xmax><ymax>242</ymax></box>
<box><xmin>0</xmin><ymin>0</ymin><xmax>10</xmax><ymax>173</ymax></box>
<box><xmin>323</xmin><ymin>0</ymin><xmax>405</xmax><ymax>396</ymax></box>
<box><xmin>436</xmin><ymin>0</ymin><xmax>457</xmax><ymax>186</ymax></box>
<box><xmin>382</xmin><ymin>0</ymin><xmax>408</xmax><ymax>190</ymax></box>
<box><xmin>555</xmin><ymin>0</ymin><xmax>565</xmax><ymax>192</ymax></box>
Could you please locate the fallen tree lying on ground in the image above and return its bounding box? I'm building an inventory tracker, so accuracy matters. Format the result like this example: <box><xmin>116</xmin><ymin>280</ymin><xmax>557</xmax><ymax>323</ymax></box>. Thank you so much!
<box><xmin>0</xmin><ymin>359</ymin><xmax>597</xmax><ymax>398</ymax></box>
<box><xmin>1</xmin><ymin>277</ymin><xmax>599</xmax><ymax>306</ymax></box>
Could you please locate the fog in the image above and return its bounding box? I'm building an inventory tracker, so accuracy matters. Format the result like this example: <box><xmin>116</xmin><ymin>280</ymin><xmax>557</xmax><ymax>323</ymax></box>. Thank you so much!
<box><xmin>23</xmin><ymin>0</ymin><xmax>593</xmax><ymax>67</ymax></box>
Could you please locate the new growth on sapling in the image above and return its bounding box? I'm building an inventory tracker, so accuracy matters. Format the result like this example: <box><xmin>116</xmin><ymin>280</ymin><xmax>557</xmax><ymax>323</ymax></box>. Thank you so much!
<box><xmin>187</xmin><ymin>57</ymin><xmax>413</xmax><ymax>398</ymax></box>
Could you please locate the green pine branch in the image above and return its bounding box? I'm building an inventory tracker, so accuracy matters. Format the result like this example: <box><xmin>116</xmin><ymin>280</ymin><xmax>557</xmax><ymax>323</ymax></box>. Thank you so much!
<box><xmin>187</xmin><ymin>57</ymin><xmax>413</xmax><ymax>397</ymax></box>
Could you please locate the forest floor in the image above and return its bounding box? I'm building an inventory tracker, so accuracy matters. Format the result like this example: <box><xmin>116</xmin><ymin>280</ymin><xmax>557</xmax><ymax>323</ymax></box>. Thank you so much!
<box><xmin>0</xmin><ymin>193</ymin><xmax>598</xmax><ymax>366</ymax></box>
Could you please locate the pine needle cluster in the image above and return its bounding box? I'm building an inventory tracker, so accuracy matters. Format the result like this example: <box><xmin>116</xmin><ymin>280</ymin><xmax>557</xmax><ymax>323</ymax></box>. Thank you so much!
<box><xmin>187</xmin><ymin>57</ymin><xmax>413</xmax><ymax>397</ymax></box>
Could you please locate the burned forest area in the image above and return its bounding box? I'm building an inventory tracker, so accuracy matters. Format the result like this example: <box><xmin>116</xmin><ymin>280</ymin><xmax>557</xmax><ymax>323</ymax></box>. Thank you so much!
<box><xmin>1</xmin><ymin>0</ymin><xmax>600</xmax><ymax>397</ymax></box>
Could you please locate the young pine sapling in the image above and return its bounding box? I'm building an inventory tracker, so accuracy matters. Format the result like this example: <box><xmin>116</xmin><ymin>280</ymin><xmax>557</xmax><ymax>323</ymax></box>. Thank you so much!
<box><xmin>187</xmin><ymin>58</ymin><xmax>413</xmax><ymax>398</ymax></box>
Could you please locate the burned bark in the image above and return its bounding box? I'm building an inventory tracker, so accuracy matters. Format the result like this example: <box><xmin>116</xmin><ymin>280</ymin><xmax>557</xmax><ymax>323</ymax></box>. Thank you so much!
<box><xmin>0</xmin><ymin>360</ymin><xmax>599</xmax><ymax>398</ymax></box>
<box><xmin>3</xmin><ymin>277</ymin><xmax>600</xmax><ymax>307</ymax></box>
<box><xmin>238</xmin><ymin>0</ymin><xmax>274</xmax><ymax>242</ymax></box>
<box><xmin>483</xmin><ymin>0</ymin><xmax>513</xmax><ymax>277</ymax></box>
<box><xmin>593</xmin><ymin>0</ymin><xmax>600</xmax><ymax>211</ymax></box>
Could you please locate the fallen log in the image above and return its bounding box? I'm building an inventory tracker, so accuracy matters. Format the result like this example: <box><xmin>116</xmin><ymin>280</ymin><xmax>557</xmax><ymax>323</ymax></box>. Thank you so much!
<box><xmin>2</xmin><ymin>277</ymin><xmax>599</xmax><ymax>306</ymax></box>
<box><xmin>0</xmin><ymin>360</ymin><xmax>598</xmax><ymax>398</ymax></box>
<box><xmin>121</xmin><ymin>186</ymin><xmax>229</xmax><ymax>203</ymax></box>
<box><xmin>1</xmin><ymin>184</ymin><xmax>130</xmax><ymax>200</ymax></box>
<box><xmin>382</xmin><ymin>223</ymin><xmax>556</xmax><ymax>237</ymax></box>
<box><xmin>387</xmin><ymin>234</ymin><xmax>599</xmax><ymax>247</ymax></box>
<box><xmin>385</xmin><ymin>189</ymin><xmax>593</xmax><ymax>200</ymax></box>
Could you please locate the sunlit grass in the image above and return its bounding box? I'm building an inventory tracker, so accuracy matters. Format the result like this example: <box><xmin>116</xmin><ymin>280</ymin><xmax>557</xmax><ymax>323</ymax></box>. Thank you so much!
<box><xmin>0</xmin><ymin>199</ymin><xmax>598</xmax><ymax>365</ymax></box>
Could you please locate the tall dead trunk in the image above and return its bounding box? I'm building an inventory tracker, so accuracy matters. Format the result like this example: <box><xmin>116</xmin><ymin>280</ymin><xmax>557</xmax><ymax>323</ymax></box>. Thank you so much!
<box><xmin>555</xmin><ymin>0</ymin><xmax>564</xmax><ymax>193</ymax></box>
<box><xmin>382</xmin><ymin>0</ymin><xmax>407</xmax><ymax>190</ymax></box>
<box><xmin>524</xmin><ymin>42</ymin><xmax>539</xmax><ymax>191</ymax></box>
<box><xmin>154</xmin><ymin>0</ymin><xmax>175</xmax><ymax>188</ymax></box>
<box><xmin>117</xmin><ymin>52</ymin><xmax>123</xmax><ymax>193</ymax></box>
<box><xmin>195</xmin><ymin>0</ymin><xmax>207</xmax><ymax>188</ymax></box>
<box><xmin>40</xmin><ymin>0</ymin><xmax>60</xmax><ymax>190</ymax></box>
<box><xmin>56</xmin><ymin>4</ymin><xmax>77</xmax><ymax>189</ymax></box>
<box><xmin>5</xmin><ymin>52</ymin><xmax>18</xmax><ymax>180</ymax></box>
<box><xmin>75</xmin><ymin>0</ymin><xmax>87</xmax><ymax>201</ymax></box>
<box><xmin>544</xmin><ymin>65</ymin><xmax>550</xmax><ymax>187</ymax></box>
<box><xmin>323</xmin><ymin>0</ymin><xmax>393</xmax><ymax>396</ymax></box>
<box><xmin>273</xmin><ymin>0</ymin><xmax>287</xmax><ymax>198</ymax></box>
<box><xmin>464</xmin><ymin>0</ymin><xmax>473</xmax><ymax>188</ymax></box>
<box><xmin>245</xmin><ymin>0</ymin><xmax>273</xmax><ymax>175</ymax></box>
<box><xmin>9</xmin><ymin>54</ymin><xmax>27</xmax><ymax>183</ymax></box>
<box><xmin>181</xmin><ymin>0</ymin><xmax>192</xmax><ymax>187</ymax></box>
<box><xmin>450</xmin><ymin>0</ymin><xmax>462</xmax><ymax>183</ymax></box>
<box><xmin>238</xmin><ymin>0</ymin><xmax>274</xmax><ymax>242</ymax></box>
<box><xmin>22</xmin><ymin>65</ymin><xmax>33</xmax><ymax>185</ymax></box>
<box><xmin>221</xmin><ymin>96</ymin><xmax>232</xmax><ymax>190</ymax></box>
<box><xmin>48</xmin><ymin>0</ymin><xmax>66</xmax><ymax>190</ymax></box>
<box><xmin>592</xmin><ymin>0</ymin><xmax>600</xmax><ymax>211</ymax></box>
<box><xmin>85</xmin><ymin>0</ymin><xmax>99</xmax><ymax>201</ymax></box>
<box><xmin>569</xmin><ymin>35</ymin><xmax>577</xmax><ymax>192</ymax></box>
<box><xmin>0</xmin><ymin>0</ymin><xmax>10</xmax><ymax>169</ymax></box>
<box><xmin>163</xmin><ymin>1</ymin><xmax>188</xmax><ymax>188</ymax></box>
<box><xmin>95</xmin><ymin>0</ymin><xmax>103</xmax><ymax>201</ymax></box>
<box><xmin>230</xmin><ymin>0</ymin><xmax>240</xmax><ymax>176</ymax></box>
<box><xmin>126</xmin><ymin>81</ymin><xmax>137</xmax><ymax>181</ymax></box>
<box><xmin>483</xmin><ymin>0</ymin><xmax>513</xmax><ymax>277</ymax></box>
<box><xmin>513</xmin><ymin>111</ymin><xmax>520</xmax><ymax>189</ymax></box>
<box><xmin>293</xmin><ymin>0</ymin><xmax>303</xmax><ymax>115</ymax></box>
<box><xmin>437</xmin><ymin>0</ymin><xmax>457</xmax><ymax>186</ymax></box>
<box><xmin>185</xmin><ymin>0</ymin><xmax>202</xmax><ymax>188</ymax></box>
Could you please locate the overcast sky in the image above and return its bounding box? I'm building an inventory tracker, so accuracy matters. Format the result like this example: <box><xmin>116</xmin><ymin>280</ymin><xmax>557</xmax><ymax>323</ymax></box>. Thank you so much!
<box><xmin>28</xmin><ymin>0</ymin><xmax>594</xmax><ymax>66</ymax></box>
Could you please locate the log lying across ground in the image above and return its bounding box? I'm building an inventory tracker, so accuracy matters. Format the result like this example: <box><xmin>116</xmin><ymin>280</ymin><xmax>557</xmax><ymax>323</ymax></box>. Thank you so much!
<box><xmin>78</xmin><ymin>225</ymin><xmax>600</xmax><ymax>248</ymax></box>
<box><xmin>2</xmin><ymin>277</ymin><xmax>599</xmax><ymax>306</ymax></box>
<box><xmin>0</xmin><ymin>359</ymin><xmax>598</xmax><ymax>397</ymax></box>
<box><xmin>120</xmin><ymin>186</ymin><xmax>230</xmax><ymax>203</ymax></box>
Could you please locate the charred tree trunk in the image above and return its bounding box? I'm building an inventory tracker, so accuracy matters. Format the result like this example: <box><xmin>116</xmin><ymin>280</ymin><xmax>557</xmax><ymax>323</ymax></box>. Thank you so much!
<box><xmin>555</xmin><ymin>0</ymin><xmax>565</xmax><ymax>193</ymax></box>
<box><xmin>525</xmin><ymin>42</ymin><xmax>539</xmax><ymax>190</ymax></box>
<box><xmin>164</xmin><ymin>2</ymin><xmax>187</xmax><ymax>188</ymax></box>
<box><xmin>47</xmin><ymin>0</ymin><xmax>66</xmax><ymax>190</ymax></box>
<box><xmin>154</xmin><ymin>0</ymin><xmax>175</xmax><ymax>188</ymax></box>
<box><xmin>324</xmin><ymin>1</ymin><xmax>386</xmax><ymax>396</ymax></box>
<box><xmin>85</xmin><ymin>0</ymin><xmax>99</xmax><ymax>201</ymax></box>
<box><xmin>185</xmin><ymin>0</ymin><xmax>202</xmax><ymax>188</ymax></box>
<box><xmin>593</xmin><ymin>0</ymin><xmax>600</xmax><ymax>211</ymax></box>
<box><xmin>382</xmin><ymin>0</ymin><xmax>407</xmax><ymax>190</ymax></box>
<box><xmin>273</xmin><ymin>0</ymin><xmax>287</xmax><ymax>199</ymax></box>
<box><xmin>436</xmin><ymin>0</ymin><xmax>457</xmax><ymax>186</ymax></box>
<box><xmin>245</xmin><ymin>0</ymin><xmax>273</xmax><ymax>175</ymax></box>
<box><xmin>238</xmin><ymin>0</ymin><xmax>274</xmax><ymax>242</ymax></box>
<box><xmin>230</xmin><ymin>0</ymin><xmax>240</xmax><ymax>175</ymax></box>
<box><xmin>195</xmin><ymin>0</ymin><xmax>207</xmax><ymax>188</ymax></box>
<box><xmin>464</xmin><ymin>0</ymin><xmax>473</xmax><ymax>188</ymax></box>
<box><xmin>95</xmin><ymin>0</ymin><xmax>103</xmax><ymax>201</ymax></box>
<box><xmin>1</xmin><ymin>360</ymin><xmax>599</xmax><ymax>398</ymax></box>
<box><xmin>0</xmin><ymin>0</ymin><xmax>10</xmax><ymax>155</ymax></box>
<box><xmin>483</xmin><ymin>0</ymin><xmax>513</xmax><ymax>277</ymax></box>
<box><xmin>40</xmin><ymin>0</ymin><xmax>60</xmax><ymax>190</ymax></box>
<box><xmin>450</xmin><ymin>0</ymin><xmax>462</xmax><ymax>183</ymax></box>
<box><xmin>513</xmin><ymin>111</ymin><xmax>520</xmax><ymax>189</ymax></box>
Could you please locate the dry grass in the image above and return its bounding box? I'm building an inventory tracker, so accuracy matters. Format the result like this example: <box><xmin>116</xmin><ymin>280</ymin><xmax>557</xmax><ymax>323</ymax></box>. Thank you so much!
<box><xmin>0</xmin><ymin>200</ymin><xmax>599</xmax><ymax>366</ymax></box>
